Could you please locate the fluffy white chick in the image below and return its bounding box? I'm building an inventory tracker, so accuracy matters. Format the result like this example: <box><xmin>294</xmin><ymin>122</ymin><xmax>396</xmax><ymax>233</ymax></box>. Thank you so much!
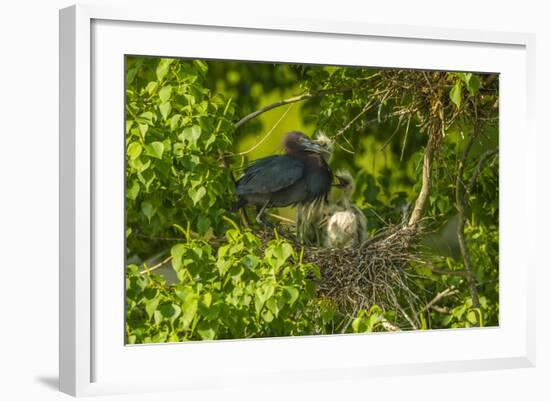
<box><xmin>324</xmin><ymin>170</ymin><xmax>367</xmax><ymax>248</ymax></box>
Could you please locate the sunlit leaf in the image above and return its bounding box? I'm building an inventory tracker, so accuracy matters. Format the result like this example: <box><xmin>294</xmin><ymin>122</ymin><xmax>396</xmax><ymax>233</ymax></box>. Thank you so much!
<box><xmin>127</xmin><ymin>142</ymin><xmax>142</xmax><ymax>160</ymax></box>
<box><xmin>145</xmin><ymin>141</ymin><xmax>164</xmax><ymax>159</ymax></box>
<box><xmin>156</xmin><ymin>58</ymin><xmax>173</xmax><ymax>81</ymax></box>
<box><xmin>450</xmin><ymin>81</ymin><xmax>462</xmax><ymax>108</ymax></box>
<box><xmin>159</xmin><ymin>102</ymin><xmax>172</xmax><ymax>120</ymax></box>
<box><xmin>159</xmin><ymin>85</ymin><xmax>172</xmax><ymax>102</ymax></box>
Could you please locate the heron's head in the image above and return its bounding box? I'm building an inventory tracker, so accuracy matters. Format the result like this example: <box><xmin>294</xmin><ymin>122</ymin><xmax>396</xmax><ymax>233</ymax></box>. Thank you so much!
<box><xmin>283</xmin><ymin>131</ymin><xmax>332</xmax><ymax>157</ymax></box>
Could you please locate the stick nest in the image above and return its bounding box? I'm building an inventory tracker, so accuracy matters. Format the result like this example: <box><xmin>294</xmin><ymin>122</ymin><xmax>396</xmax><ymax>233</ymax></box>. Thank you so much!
<box><xmin>259</xmin><ymin>222</ymin><xmax>428</xmax><ymax>329</ymax></box>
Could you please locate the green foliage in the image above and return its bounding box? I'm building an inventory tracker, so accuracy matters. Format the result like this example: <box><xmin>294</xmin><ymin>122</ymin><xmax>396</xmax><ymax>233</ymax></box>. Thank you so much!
<box><xmin>125</xmin><ymin>57</ymin><xmax>237</xmax><ymax>258</ymax></box>
<box><xmin>351</xmin><ymin>305</ymin><xmax>387</xmax><ymax>333</ymax></box>
<box><xmin>126</xmin><ymin>224</ymin><xmax>338</xmax><ymax>342</ymax></box>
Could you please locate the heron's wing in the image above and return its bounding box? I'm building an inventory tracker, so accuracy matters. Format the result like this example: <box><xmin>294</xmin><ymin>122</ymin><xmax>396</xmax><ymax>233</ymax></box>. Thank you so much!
<box><xmin>235</xmin><ymin>155</ymin><xmax>304</xmax><ymax>195</ymax></box>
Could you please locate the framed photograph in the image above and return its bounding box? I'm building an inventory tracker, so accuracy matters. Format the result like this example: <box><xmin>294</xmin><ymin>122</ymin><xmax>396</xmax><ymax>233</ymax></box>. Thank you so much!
<box><xmin>59</xmin><ymin>4</ymin><xmax>536</xmax><ymax>396</ymax></box>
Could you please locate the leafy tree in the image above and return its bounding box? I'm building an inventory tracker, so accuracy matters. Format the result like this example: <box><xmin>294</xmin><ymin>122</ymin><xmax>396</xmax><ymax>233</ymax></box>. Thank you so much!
<box><xmin>125</xmin><ymin>56</ymin><xmax>499</xmax><ymax>342</ymax></box>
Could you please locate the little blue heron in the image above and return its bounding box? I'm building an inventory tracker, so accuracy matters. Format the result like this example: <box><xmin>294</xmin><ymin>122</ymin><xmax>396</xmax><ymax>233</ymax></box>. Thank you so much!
<box><xmin>234</xmin><ymin>131</ymin><xmax>333</xmax><ymax>224</ymax></box>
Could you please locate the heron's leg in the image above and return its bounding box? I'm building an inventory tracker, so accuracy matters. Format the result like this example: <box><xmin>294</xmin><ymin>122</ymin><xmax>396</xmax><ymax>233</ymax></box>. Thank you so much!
<box><xmin>239</xmin><ymin>207</ymin><xmax>250</xmax><ymax>228</ymax></box>
<box><xmin>255</xmin><ymin>200</ymin><xmax>270</xmax><ymax>226</ymax></box>
<box><xmin>295</xmin><ymin>206</ymin><xmax>303</xmax><ymax>242</ymax></box>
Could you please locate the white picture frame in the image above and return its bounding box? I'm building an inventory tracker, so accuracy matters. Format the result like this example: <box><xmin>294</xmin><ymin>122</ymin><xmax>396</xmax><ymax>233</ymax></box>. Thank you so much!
<box><xmin>59</xmin><ymin>4</ymin><xmax>536</xmax><ymax>397</ymax></box>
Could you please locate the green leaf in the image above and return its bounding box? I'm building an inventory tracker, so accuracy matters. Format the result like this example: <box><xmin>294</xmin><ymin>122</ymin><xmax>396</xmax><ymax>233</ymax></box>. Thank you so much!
<box><xmin>125</xmin><ymin>120</ymin><xmax>134</xmax><ymax>134</ymax></box>
<box><xmin>261</xmin><ymin>309</ymin><xmax>274</xmax><ymax>323</ymax></box>
<box><xmin>138</xmin><ymin>123</ymin><xmax>148</xmax><ymax>138</ymax></box>
<box><xmin>189</xmin><ymin>186</ymin><xmax>206</xmax><ymax>205</ymax></box>
<box><xmin>139</xmin><ymin>111</ymin><xmax>154</xmax><ymax>125</ymax></box>
<box><xmin>159</xmin><ymin>303</ymin><xmax>181</xmax><ymax>323</ymax></box>
<box><xmin>181</xmin><ymin>296</ymin><xmax>198</xmax><ymax>329</ymax></box>
<box><xmin>441</xmin><ymin>314</ymin><xmax>453</xmax><ymax>326</ymax></box>
<box><xmin>170</xmin><ymin>114</ymin><xmax>182</xmax><ymax>131</ymax></box>
<box><xmin>145</xmin><ymin>297</ymin><xmax>159</xmax><ymax>319</ymax></box>
<box><xmin>197</xmin><ymin>321</ymin><xmax>217</xmax><ymax>340</ymax></box>
<box><xmin>138</xmin><ymin>169</ymin><xmax>156</xmax><ymax>191</ymax></box>
<box><xmin>171</xmin><ymin>244</ymin><xmax>187</xmax><ymax>271</ymax></box>
<box><xmin>215</xmin><ymin>258</ymin><xmax>231</xmax><ymax>276</ymax></box>
<box><xmin>242</xmin><ymin>255</ymin><xmax>260</xmax><ymax>269</ymax></box>
<box><xmin>145</xmin><ymin>81</ymin><xmax>158</xmax><ymax>95</ymax></box>
<box><xmin>278</xmin><ymin>243</ymin><xmax>294</xmax><ymax>262</ymax></box>
<box><xmin>159</xmin><ymin>102</ymin><xmax>172</xmax><ymax>120</ymax></box>
<box><xmin>450</xmin><ymin>81</ymin><xmax>462</xmax><ymax>108</ymax></box>
<box><xmin>158</xmin><ymin>85</ymin><xmax>172</xmax><ymax>102</ymax></box>
<box><xmin>266</xmin><ymin>242</ymin><xmax>294</xmax><ymax>270</ymax></box>
<box><xmin>127</xmin><ymin>142</ymin><xmax>142</xmax><ymax>160</ymax></box>
<box><xmin>203</xmin><ymin>133</ymin><xmax>216</xmax><ymax>150</ymax></box>
<box><xmin>145</xmin><ymin>141</ymin><xmax>164</xmax><ymax>159</ymax></box>
<box><xmin>153</xmin><ymin>310</ymin><xmax>162</xmax><ymax>325</ymax></box>
<box><xmin>255</xmin><ymin>283</ymin><xmax>275</xmax><ymax>306</ymax></box>
<box><xmin>156</xmin><ymin>58</ymin><xmax>173</xmax><ymax>82</ymax></box>
<box><xmin>126</xmin><ymin>181</ymin><xmax>140</xmax><ymax>200</ymax></box>
<box><xmin>283</xmin><ymin>286</ymin><xmax>299</xmax><ymax>306</ymax></box>
<box><xmin>266</xmin><ymin>298</ymin><xmax>280</xmax><ymax>317</ymax></box>
<box><xmin>174</xmin><ymin>285</ymin><xmax>193</xmax><ymax>303</ymax></box>
<box><xmin>181</xmin><ymin>125</ymin><xmax>201</xmax><ymax>147</ymax></box>
<box><xmin>201</xmin><ymin>292</ymin><xmax>213</xmax><ymax>308</ymax></box>
<box><xmin>467</xmin><ymin>75</ymin><xmax>481</xmax><ymax>96</ymax></box>
<box><xmin>193</xmin><ymin>60</ymin><xmax>208</xmax><ymax>75</ymax></box>
<box><xmin>197</xmin><ymin>215</ymin><xmax>210</xmax><ymax>234</ymax></box>
<box><xmin>141</xmin><ymin>201</ymin><xmax>156</xmax><ymax>222</ymax></box>
<box><xmin>126</xmin><ymin>68</ymin><xmax>137</xmax><ymax>85</ymax></box>
<box><xmin>351</xmin><ymin>317</ymin><xmax>363</xmax><ymax>333</ymax></box>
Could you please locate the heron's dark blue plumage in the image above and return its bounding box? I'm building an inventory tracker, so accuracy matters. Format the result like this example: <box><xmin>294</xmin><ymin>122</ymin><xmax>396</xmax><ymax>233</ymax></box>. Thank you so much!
<box><xmin>235</xmin><ymin>155</ymin><xmax>304</xmax><ymax>197</ymax></box>
<box><xmin>234</xmin><ymin>131</ymin><xmax>333</xmax><ymax>222</ymax></box>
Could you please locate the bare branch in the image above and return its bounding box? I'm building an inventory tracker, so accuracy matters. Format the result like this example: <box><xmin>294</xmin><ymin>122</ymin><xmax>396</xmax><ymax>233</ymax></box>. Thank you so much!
<box><xmin>234</xmin><ymin>86</ymin><xmax>360</xmax><ymax>129</ymax></box>
<box><xmin>140</xmin><ymin>256</ymin><xmax>173</xmax><ymax>276</ymax></box>
<box><xmin>408</xmin><ymin>133</ymin><xmax>438</xmax><ymax>228</ymax></box>
<box><xmin>467</xmin><ymin>148</ymin><xmax>499</xmax><ymax>195</ymax></box>
<box><xmin>423</xmin><ymin>287</ymin><xmax>459</xmax><ymax>312</ymax></box>
<box><xmin>422</xmin><ymin>264</ymin><xmax>468</xmax><ymax>277</ymax></box>
<box><xmin>334</xmin><ymin>100</ymin><xmax>376</xmax><ymax>140</ymax></box>
<box><xmin>231</xmin><ymin>104</ymin><xmax>293</xmax><ymax>156</ymax></box>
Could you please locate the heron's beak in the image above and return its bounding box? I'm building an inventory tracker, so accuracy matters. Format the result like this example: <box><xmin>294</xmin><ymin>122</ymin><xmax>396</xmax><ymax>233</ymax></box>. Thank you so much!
<box><xmin>334</xmin><ymin>175</ymin><xmax>351</xmax><ymax>188</ymax></box>
<box><xmin>303</xmin><ymin>139</ymin><xmax>332</xmax><ymax>156</ymax></box>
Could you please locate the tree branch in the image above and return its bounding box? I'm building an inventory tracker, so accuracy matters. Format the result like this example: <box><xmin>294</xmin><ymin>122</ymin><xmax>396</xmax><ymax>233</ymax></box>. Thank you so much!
<box><xmin>334</xmin><ymin>100</ymin><xmax>376</xmax><ymax>139</ymax></box>
<box><xmin>408</xmin><ymin>133</ymin><xmax>438</xmax><ymax>228</ymax></box>
<box><xmin>232</xmin><ymin>104</ymin><xmax>293</xmax><ymax>156</ymax></box>
<box><xmin>423</xmin><ymin>264</ymin><xmax>468</xmax><ymax>277</ymax></box>
<box><xmin>233</xmin><ymin>86</ymin><xmax>359</xmax><ymax>129</ymax></box>
<box><xmin>140</xmin><ymin>255</ymin><xmax>173</xmax><ymax>276</ymax></box>
<box><xmin>467</xmin><ymin>148</ymin><xmax>499</xmax><ymax>195</ymax></box>
<box><xmin>422</xmin><ymin>286</ymin><xmax>459</xmax><ymax>312</ymax></box>
<box><xmin>455</xmin><ymin>127</ymin><xmax>482</xmax><ymax>310</ymax></box>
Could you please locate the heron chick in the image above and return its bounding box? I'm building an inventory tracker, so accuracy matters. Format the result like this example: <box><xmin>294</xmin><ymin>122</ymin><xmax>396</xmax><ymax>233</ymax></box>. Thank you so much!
<box><xmin>324</xmin><ymin>170</ymin><xmax>368</xmax><ymax>248</ymax></box>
